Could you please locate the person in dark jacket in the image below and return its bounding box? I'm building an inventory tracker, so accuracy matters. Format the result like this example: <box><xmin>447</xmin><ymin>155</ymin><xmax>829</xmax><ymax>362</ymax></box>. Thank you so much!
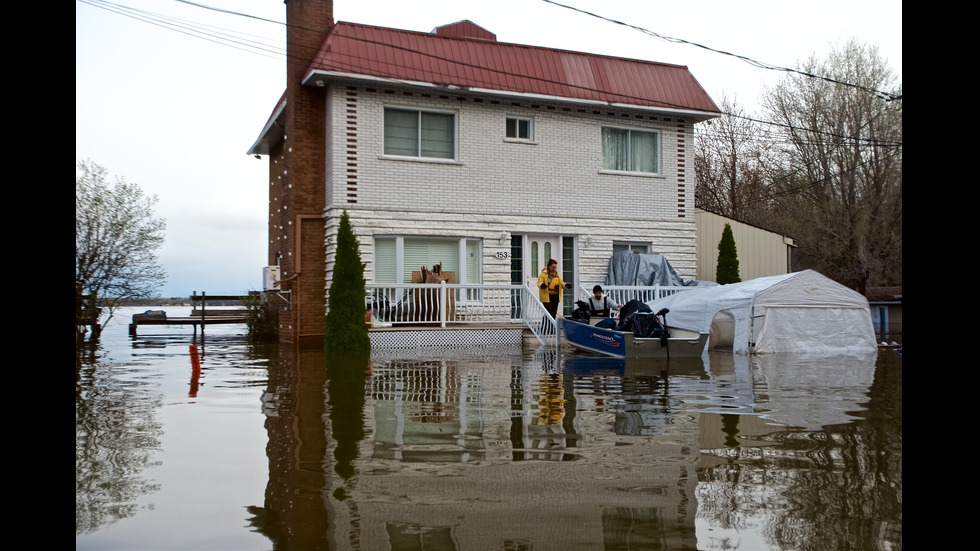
<box><xmin>587</xmin><ymin>285</ymin><xmax>622</xmax><ymax>317</ymax></box>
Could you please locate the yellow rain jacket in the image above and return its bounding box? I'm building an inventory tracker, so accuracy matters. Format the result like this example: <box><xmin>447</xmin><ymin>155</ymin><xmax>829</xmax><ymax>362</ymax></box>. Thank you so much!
<box><xmin>537</xmin><ymin>268</ymin><xmax>568</xmax><ymax>303</ymax></box>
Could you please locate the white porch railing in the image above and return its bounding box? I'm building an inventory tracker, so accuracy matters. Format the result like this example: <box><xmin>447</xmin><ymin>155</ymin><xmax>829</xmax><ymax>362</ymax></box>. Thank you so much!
<box><xmin>364</xmin><ymin>283</ymin><xmax>707</xmax><ymax>346</ymax></box>
<box><xmin>575</xmin><ymin>284</ymin><xmax>705</xmax><ymax>306</ymax></box>
<box><xmin>518</xmin><ymin>285</ymin><xmax>559</xmax><ymax>347</ymax></box>
<box><xmin>365</xmin><ymin>283</ymin><xmax>559</xmax><ymax>346</ymax></box>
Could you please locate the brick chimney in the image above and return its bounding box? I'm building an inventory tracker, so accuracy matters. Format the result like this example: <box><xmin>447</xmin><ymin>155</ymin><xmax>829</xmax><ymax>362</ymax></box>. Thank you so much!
<box><xmin>285</xmin><ymin>0</ymin><xmax>334</xmax><ymax>88</ymax></box>
<box><xmin>274</xmin><ymin>0</ymin><xmax>333</xmax><ymax>343</ymax></box>
<box><xmin>281</xmin><ymin>0</ymin><xmax>332</xmax><ymax>217</ymax></box>
<box><xmin>433</xmin><ymin>20</ymin><xmax>497</xmax><ymax>41</ymax></box>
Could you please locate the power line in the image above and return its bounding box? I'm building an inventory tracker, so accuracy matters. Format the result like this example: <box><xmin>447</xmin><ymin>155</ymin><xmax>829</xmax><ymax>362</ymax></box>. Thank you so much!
<box><xmin>80</xmin><ymin>0</ymin><xmax>901</xmax><ymax>148</ymax></box>
<box><xmin>172</xmin><ymin>0</ymin><xmax>280</xmax><ymax>25</ymax></box>
<box><xmin>81</xmin><ymin>0</ymin><xmax>901</xmax><ymax>228</ymax></box>
<box><xmin>317</xmin><ymin>26</ymin><xmax>902</xmax><ymax>148</ymax></box>
<box><xmin>79</xmin><ymin>0</ymin><xmax>285</xmax><ymax>60</ymax></box>
<box><xmin>539</xmin><ymin>0</ymin><xmax>902</xmax><ymax>103</ymax></box>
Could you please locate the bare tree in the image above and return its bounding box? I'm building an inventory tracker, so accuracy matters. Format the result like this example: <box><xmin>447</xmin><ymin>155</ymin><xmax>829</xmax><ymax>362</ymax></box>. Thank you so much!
<box><xmin>764</xmin><ymin>40</ymin><xmax>902</xmax><ymax>292</ymax></box>
<box><xmin>76</xmin><ymin>159</ymin><xmax>167</xmax><ymax>341</ymax></box>
<box><xmin>695</xmin><ymin>96</ymin><xmax>775</xmax><ymax>225</ymax></box>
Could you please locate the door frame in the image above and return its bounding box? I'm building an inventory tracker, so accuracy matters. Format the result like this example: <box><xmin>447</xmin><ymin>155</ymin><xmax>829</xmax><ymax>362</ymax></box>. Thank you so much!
<box><xmin>522</xmin><ymin>234</ymin><xmax>563</xmax><ymax>287</ymax></box>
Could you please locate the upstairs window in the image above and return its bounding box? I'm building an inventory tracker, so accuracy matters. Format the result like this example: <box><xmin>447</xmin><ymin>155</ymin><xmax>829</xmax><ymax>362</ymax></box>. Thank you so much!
<box><xmin>601</xmin><ymin>127</ymin><xmax>659</xmax><ymax>173</ymax></box>
<box><xmin>506</xmin><ymin>116</ymin><xmax>533</xmax><ymax>140</ymax></box>
<box><xmin>384</xmin><ymin>107</ymin><xmax>456</xmax><ymax>160</ymax></box>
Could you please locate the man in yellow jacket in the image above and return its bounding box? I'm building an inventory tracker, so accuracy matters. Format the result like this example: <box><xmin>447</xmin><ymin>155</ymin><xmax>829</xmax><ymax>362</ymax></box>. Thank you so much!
<box><xmin>537</xmin><ymin>259</ymin><xmax>571</xmax><ymax>319</ymax></box>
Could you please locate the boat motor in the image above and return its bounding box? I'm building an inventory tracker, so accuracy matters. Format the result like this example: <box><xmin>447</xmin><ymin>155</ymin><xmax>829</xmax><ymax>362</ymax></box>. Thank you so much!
<box><xmin>656</xmin><ymin>308</ymin><xmax>670</xmax><ymax>347</ymax></box>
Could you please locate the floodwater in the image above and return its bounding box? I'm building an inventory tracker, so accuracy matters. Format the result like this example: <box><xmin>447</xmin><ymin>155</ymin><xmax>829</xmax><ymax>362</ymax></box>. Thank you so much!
<box><xmin>76</xmin><ymin>307</ymin><xmax>902</xmax><ymax>551</ymax></box>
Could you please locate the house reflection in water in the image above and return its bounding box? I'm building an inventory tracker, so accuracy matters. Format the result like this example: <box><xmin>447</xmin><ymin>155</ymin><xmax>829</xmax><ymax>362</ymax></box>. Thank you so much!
<box><xmin>324</xmin><ymin>349</ymin><xmax>700</xmax><ymax>551</ymax></box>
<box><xmin>369</xmin><ymin>358</ymin><xmax>488</xmax><ymax>464</ymax></box>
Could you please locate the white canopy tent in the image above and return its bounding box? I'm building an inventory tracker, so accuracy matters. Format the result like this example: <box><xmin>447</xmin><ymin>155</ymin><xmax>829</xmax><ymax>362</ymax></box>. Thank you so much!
<box><xmin>645</xmin><ymin>270</ymin><xmax>878</xmax><ymax>355</ymax></box>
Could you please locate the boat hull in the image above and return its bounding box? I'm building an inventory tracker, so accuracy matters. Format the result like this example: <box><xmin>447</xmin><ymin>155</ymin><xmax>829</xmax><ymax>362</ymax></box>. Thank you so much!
<box><xmin>561</xmin><ymin>319</ymin><xmax>708</xmax><ymax>359</ymax></box>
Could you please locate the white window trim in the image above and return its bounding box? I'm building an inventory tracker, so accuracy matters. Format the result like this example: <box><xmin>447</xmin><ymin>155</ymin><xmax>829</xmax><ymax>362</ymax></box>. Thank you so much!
<box><xmin>600</xmin><ymin>125</ymin><xmax>661</xmax><ymax>176</ymax></box>
<box><xmin>613</xmin><ymin>241</ymin><xmax>651</xmax><ymax>254</ymax></box>
<box><xmin>382</xmin><ymin>106</ymin><xmax>459</xmax><ymax>161</ymax></box>
<box><xmin>373</xmin><ymin>236</ymin><xmax>483</xmax><ymax>304</ymax></box>
<box><xmin>598</xmin><ymin>170</ymin><xmax>664</xmax><ymax>179</ymax></box>
<box><xmin>504</xmin><ymin>115</ymin><xmax>535</xmax><ymax>143</ymax></box>
<box><xmin>377</xmin><ymin>155</ymin><xmax>463</xmax><ymax>166</ymax></box>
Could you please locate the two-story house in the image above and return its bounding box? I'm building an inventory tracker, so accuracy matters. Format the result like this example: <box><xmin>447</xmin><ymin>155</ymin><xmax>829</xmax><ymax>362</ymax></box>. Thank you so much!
<box><xmin>249</xmin><ymin>0</ymin><xmax>720</xmax><ymax>344</ymax></box>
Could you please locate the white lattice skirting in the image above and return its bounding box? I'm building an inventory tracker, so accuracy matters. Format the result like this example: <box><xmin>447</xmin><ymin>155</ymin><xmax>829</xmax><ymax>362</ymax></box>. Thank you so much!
<box><xmin>369</xmin><ymin>328</ymin><xmax>524</xmax><ymax>350</ymax></box>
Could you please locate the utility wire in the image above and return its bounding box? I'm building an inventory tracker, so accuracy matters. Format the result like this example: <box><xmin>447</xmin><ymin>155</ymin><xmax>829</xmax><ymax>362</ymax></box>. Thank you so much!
<box><xmin>79</xmin><ymin>0</ymin><xmax>285</xmax><ymax>60</ymax></box>
<box><xmin>540</xmin><ymin>0</ymin><xmax>902</xmax><ymax>103</ymax></box>
<box><xmin>318</xmin><ymin>26</ymin><xmax>901</xmax><ymax>147</ymax></box>
<box><xmin>81</xmin><ymin>0</ymin><xmax>901</xmax><ymax>223</ymax></box>
<box><xmin>80</xmin><ymin>0</ymin><xmax>901</xmax><ymax>147</ymax></box>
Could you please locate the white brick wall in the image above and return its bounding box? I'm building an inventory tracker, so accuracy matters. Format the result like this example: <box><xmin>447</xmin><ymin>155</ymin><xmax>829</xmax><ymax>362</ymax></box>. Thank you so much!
<box><xmin>324</xmin><ymin>81</ymin><xmax>701</xmax><ymax>295</ymax></box>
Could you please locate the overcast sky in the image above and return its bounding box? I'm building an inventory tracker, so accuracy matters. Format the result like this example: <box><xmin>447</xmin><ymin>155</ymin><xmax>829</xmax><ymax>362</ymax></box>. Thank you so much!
<box><xmin>76</xmin><ymin>0</ymin><xmax>902</xmax><ymax>298</ymax></box>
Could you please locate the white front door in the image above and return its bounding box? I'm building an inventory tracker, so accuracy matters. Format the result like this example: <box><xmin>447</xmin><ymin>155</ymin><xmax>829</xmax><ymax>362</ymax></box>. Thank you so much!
<box><xmin>524</xmin><ymin>235</ymin><xmax>563</xmax><ymax>287</ymax></box>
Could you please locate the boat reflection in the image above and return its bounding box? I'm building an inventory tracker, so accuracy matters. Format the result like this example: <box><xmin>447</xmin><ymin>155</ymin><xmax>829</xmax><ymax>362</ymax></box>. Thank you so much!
<box><xmin>565</xmin><ymin>354</ymin><xmax>717</xmax><ymax>437</ymax></box>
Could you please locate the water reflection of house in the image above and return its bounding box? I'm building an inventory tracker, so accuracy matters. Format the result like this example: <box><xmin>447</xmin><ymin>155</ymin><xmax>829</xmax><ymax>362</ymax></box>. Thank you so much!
<box><xmin>326</xmin><ymin>351</ymin><xmax>700</xmax><ymax>550</ymax></box>
<box><xmin>262</xmin><ymin>346</ymin><xmax>887</xmax><ymax>549</ymax></box>
<box><xmin>369</xmin><ymin>359</ymin><xmax>490</xmax><ymax>463</ymax></box>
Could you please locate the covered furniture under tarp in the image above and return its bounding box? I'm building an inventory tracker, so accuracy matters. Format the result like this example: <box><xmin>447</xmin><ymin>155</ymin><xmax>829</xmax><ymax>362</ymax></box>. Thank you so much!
<box><xmin>411</xmin><ymin>265</ymin><xmax>456</xmax><ymax>322</ymax></box>
<box><xmin>605</xmin><ymin>251</ymin><xmax>715</xmax><ymax>287</ymax></box>
<box><xmin>644</xmin><ymin>269</ymin><xmax>878</xmax><ymax>355</ymax></box>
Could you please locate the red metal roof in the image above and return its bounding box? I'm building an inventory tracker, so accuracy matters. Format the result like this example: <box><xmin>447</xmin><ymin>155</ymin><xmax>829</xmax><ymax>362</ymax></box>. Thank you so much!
<box><xmin>306</xmin><ymin>21</ymin><xmax>720</xmax><ymax>115</ymax></box>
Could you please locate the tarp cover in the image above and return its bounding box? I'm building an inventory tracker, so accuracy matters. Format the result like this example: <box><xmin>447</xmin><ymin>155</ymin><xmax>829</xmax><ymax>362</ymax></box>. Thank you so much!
<box><xmin>605</xmin><ymin>251</ymin><xmax>716</xmax><ymax>287</ymax></box>
<box><xmin>645</xmin><ymin>270</ymin><xmax>878</xmax><ymax>355</ymax></box>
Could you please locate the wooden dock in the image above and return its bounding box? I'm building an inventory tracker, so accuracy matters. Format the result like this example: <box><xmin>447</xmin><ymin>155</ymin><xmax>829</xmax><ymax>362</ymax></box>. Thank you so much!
<box><xmin>128</xmin><ymin>292</ymin><xmax>254</xmax><ymax>336</ymax></box>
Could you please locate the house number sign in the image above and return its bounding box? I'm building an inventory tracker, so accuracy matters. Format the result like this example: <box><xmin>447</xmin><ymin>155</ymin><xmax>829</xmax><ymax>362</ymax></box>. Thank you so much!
<box><xmin>494</xmin><ymin>251</ymin><xmax>509</xmax><ymax>259</ymax></box>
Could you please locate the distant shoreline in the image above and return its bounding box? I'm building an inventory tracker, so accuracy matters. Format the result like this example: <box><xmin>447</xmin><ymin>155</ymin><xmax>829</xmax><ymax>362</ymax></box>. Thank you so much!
<box><xmin>115</xmin><ymin>298</ymin><xmax>244</xmax><ymax>307</ymax></box>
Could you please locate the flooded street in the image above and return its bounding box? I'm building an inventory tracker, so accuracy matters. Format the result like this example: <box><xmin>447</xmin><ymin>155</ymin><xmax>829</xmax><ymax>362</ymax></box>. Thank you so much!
<box><xmin>76</xmin><ymin>307</ymin><xmax>902</xmax><ymax>550</ymax></box>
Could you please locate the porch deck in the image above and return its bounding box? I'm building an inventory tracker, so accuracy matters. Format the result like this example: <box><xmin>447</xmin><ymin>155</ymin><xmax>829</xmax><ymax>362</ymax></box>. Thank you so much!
<box><xmin>364</xmin><ymin>283</ymin><xmax>701</xmax><ymax>350</ymax></box>
<box><xmin>367</xmin><ymin>321</ymin><xmax>536</xmax><ymax>350</ymax></box>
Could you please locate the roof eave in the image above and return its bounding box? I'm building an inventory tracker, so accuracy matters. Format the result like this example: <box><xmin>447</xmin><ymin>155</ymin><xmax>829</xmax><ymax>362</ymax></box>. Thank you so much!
<box><xmin>303</xmin><ymin>70</ymin><xmax>721</xmax><ymax>121</ymax></box>
<box><xmin>247</xmin><ymin>95</ymin><xmax>287</xmax><ymax>156</ymax></box>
